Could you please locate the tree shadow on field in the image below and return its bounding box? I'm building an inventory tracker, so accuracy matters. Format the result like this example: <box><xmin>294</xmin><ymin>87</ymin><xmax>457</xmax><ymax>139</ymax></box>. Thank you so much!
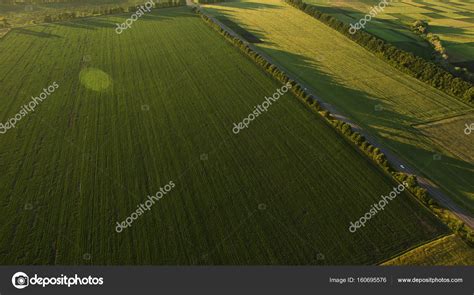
<box><xmin>216</xmin><ymin>1</ymin><xmax>280</xmax><ymax>10</ymax></box>
<box><xmin>139</xmin><ymin>12</ymin><xmax>188</xmax><ymax>22</ymax></box>
<box><xmin>57</xmin><ymin>20</ymin><xmax>102</xmax><ymax>31</ymax></box>
<box><xmin>54</xmin><ymin>8</ymin><xmax>196</xmax><ymax>31</ymax></box>
<box><xmin>54</xmin><ymin>15</ymin><xmax>139</xmax><ymax>32</ymax></box>
<box><xmin>428</xmin><ymin>25</ymin><xmax>469</xmax><ymax>35</ymax></box>
<box><xmin>308</xmin><ymin>5</ymin><xmax>358</xmax><ymax>15</ymax></box>
<box><xmin>203</xmin><ymin>6</ymin><xmax>277</xmax><ymax>47</ymax></box>
<box><xmin>13</xmin><ymin>27</ymin><xmax>61</xmax><ymax>38</ymax></box>
<box><xmin>251</xmin><ymin>45</ymin><xmax>474</xmax><ymax>215</ymax></box>
<box><xmin>57</xmin><ymin>17</ymin><xmax>119</xmax><ymax>30</ymax></box>
<box><xmin>261</xmin><ymin>46</ymin><xmax>419</xmax><ymax>129</ymax></box>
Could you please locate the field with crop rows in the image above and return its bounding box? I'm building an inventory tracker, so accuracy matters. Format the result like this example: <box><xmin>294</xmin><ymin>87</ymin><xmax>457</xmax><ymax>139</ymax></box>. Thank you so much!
<box><xmin>204</xmin><ymin>0</ymin><xmax>474</xmax><ymax>213</ymax></box>
<box><xmin>305</xmin><ymin>0</ymin><xmax>474</xmax><ymax>70</ymax></box>
<box><xmin>383</xmin><ymin>234</ymin><xmax>474</xmax><ymax>265</ymax></box>
<box><xmin>0</xmin><ymin>0</ymin><xmax>171</xmax><ymax>27</ymax></box>
<box><xmin>417</xmin><ymin>112</ymin><xmax>474</xmax><ymax>163</ymax></box>
<box><xmin>0</xmin><ymin>6</ymin><xmax>449</xmax><ymax>265</ymax></box>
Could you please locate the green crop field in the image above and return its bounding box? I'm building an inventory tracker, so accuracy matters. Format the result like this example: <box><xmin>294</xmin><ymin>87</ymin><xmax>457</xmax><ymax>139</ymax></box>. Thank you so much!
<box><xmin>382</xmin><ymin>234</ymin><xmax>474</xmax><ymax>265</ymax></box>
<box><xmin>416</xmin><ymin>112</ymin><xmax>474</xmax><ymax>164</ymax></box>
<box><xmin>305</xmin><ymin>0</ymin><xmax>474</xmax><ymax>70</ymax></box>
<box><xmin>204</xmin><ymin>0</ymin><xmax>474</xmax><ymax>213</ymax></box>
<box><xmin>0</xmin><ymin>6</ymin><xmax>449</xmax><ymax>265</ymax></box>
<box><xmin>0</xmin><ymin>0</ymin><xmax>182</xmax><ymax>39</ymax></box>
<box><xmin>0</xmin><ymin>0</ymin><xmax>170</xmax><ymax>28</ymax></box>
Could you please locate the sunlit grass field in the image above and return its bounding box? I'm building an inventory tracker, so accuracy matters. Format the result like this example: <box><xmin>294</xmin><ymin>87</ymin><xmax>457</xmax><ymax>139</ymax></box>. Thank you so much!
<box><xmin>0</xmin><ymin>0</ymin><xmax>154</xmax><ymax>25</ymax></box>
<box><xmin>204</xmin><ymin>0</ymin><xmax>474</xmax><ymax>213</ymax></box>
<box><xmin>383</xmin><ymin>234</ymin><xmax>474</xmax><ymax>265</ymax></box>
<box><xmin>305</xmin><ymin>0</ymin><xmax>474</xmax><ymax>69</ymax></box>
<box><xmin>0</xmin><ymin>6</ymin><xmax>448</xmax><ymax>265</ymax></box>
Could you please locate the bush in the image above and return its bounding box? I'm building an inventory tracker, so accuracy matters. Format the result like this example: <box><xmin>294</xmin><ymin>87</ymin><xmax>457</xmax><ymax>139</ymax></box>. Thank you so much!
<box><xmin>464</xmin><ymin>87</ymin><xmax>474</xmax><ymax>102</ymax></box>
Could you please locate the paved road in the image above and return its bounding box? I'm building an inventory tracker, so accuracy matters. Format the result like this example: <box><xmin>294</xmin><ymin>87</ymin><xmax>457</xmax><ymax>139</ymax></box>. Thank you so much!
<box><xmin>191</xmin><ymin>3</ymin><xmax>474</xmax><ymax>230</ymax></box>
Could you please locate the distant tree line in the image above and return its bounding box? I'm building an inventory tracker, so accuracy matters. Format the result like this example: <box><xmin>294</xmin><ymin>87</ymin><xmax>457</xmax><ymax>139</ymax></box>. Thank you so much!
<box><xmin>194</xmin><ymin>7</ymin><xmax>474</xmax><ymax>247</ymax></box>
<box><xmin>42</xmin><ymin>0</ymin><xmax>186</xmax><ymax>23</ymax></box>
<box><xmin>0</xmin><ymin>0</ymin><xmax>147</xmax><ymax>4</ymax></box>
<box><xmin>196</xmin><ymin>0</ymin><xmax>225</xmax><ymax>3</ymax></box>
<box><xmin>0</xmin><ymin>0</ymin><xmax>101</xmax><ymax>4</ymax></box>
<box><xmin>412</xmin><ymin>20</ymin><xmax>448</xmax><ymax>60</ymax></box>
<box><xmin>412</xmin><ymin>20</ymin><xmax>474</xmax><ymax>83</ymax></box>
<box><xmin>285</xmin><ymin>0</ymin><xmax>473</xmax><ymax>105</ymax></box>
<box><xmin>0</xmin><ymin>0</ymin><xmax>62</xmax><ymax>3</ymax></box>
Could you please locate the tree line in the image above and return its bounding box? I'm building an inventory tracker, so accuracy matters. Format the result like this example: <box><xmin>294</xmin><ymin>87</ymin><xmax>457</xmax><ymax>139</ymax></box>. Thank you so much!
<box><xmin>42</xmin><ymin>0</ymin><xmax>186</xmax><ymax>23</ymax></box>
<box><xmin>412</xmin><ymin>20</ymin><xmax>473</xmax><ymax>83</ymax></box>
<box><xmin>196</xmin><ymin>0</ymin><xmax>224</xmax><ymax>3</ymax></box>
<box><xmin>194</xmin><ymin>7</ymin><xmax>474</xmax><ymax>246</ymax></box>
<box><xmin>0</xmin><ymin>0</ymin><xmax>140</xmax><ymax>4</ymax></box>
<box><xmin>285</xmin><ymin>0</ymin><xmax>473</xmax><ymax>105</ymax></box>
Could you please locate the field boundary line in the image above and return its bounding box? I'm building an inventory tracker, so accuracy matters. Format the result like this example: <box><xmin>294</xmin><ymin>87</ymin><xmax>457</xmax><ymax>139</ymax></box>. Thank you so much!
<box><xmin>411</xmin><ymin>109</ymin><xmax>474</xmax><ymax>128</ymax></box>
<box><xmin>376</xmin><ymin>233</ymin><xmax>457</xmax><ymax>266</ymax></box>
<box><xmin>0</xmin><ymin>28</ymin><xmax>11</xmax><ymax>40</ymax></box>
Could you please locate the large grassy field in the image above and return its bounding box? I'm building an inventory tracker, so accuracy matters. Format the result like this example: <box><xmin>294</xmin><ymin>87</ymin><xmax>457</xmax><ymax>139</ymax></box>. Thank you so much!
<box><xmin>382</xmin><ymin>234</ymin><xmax>474</xmax><ymax>265</ymax></box>
<box><xmin>305</xmin><ymin>0</ymin><xmax>474</xmax><ymax>70</ymax></box>
<box><xmin>204</xmin><ymin>0</ymin><xmax>474</xmax><ymax>213</ymax></box>
<box><xmin>0</xmin><ymin>0</ymin><xmax>178</xmax><ymax>38</ymax></box>
<box><xmin>0</xmin><ymin>6</ymin><xmax>448</xmax><ymax>265</ymax></box>
<box><xmin>0</xmin><ymin>0</ymin><xmax>171</xmax><ymax>28</ymax></box>
<box><xmin>416</xmin><ymin>112</ymin><xmax>474</xmax><ymax>163</ymax></box>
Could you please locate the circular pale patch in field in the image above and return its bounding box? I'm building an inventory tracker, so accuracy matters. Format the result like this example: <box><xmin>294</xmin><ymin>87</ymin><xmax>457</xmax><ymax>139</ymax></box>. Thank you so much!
<box><xmin>79</xmin><ymin>68</ymin><xmax>112</xmax><ymax>92</ymax></box>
